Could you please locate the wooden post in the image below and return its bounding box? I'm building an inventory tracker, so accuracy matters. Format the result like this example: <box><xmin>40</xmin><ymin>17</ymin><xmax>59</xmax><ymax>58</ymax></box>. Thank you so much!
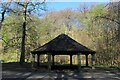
<box><xmin>70</xmin><ymin>55</ymin><xmax>72</xmax><ymax>66</ymax></box>
<box><xmin>37</xmin><ymin>54</ymin><xmax>40</xmax><ymax>67</ymax></box>
<box><xmin>31</xmin><ymin>54</ymin><xmax>35</xmax><ymax>68</ymax></box>
<box><xmin>52</xmin><ymin>55</ymin><xmax>54</xmax><ymax>66</ymax></box>
<box><xmin>86</xmin><ymin>54</ymin><xmax>89</xmax><ymax>67</ymax></box>
<box><xmin>91</xmin><ymin>54</ymin><xmax>95</xmax><ymax>69</ymax></box>
<box><xmin>48</xmin><ymin>53</ymin><xmax>51</xmax><ymax>72</ymax></box>
<box><xmin>77</xmin><ymin>53</ymin><xmax>81</xmax><ymax>71</ymax></box>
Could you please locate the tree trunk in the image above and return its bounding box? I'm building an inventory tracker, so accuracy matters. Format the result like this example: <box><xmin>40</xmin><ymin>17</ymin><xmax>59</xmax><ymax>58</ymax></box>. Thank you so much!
<box><xmin>0</xmin><ymin>6</ymin><xmax>6</xmax><ymax>29</ymax></box>
<box><xmin>118</xmin><ymin>3</ymin><xmax>120</xmax><ymax>42</ymax></box>
<box><xmin>20</xmin><ymin>4</ymin><xmax>27</xmax><ymax>64</ymax></box>
<box><xmin>20</xmin><ymin>21</ymin><xmax>26</xmax><ymax>64</ymax></box>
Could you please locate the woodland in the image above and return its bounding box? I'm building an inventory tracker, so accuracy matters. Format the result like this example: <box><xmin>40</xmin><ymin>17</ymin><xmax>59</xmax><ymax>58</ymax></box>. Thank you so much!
<box><xmin>0</xmin><ymin>2</ymin><xmax>120</xmax><ymax>68</ymax></box>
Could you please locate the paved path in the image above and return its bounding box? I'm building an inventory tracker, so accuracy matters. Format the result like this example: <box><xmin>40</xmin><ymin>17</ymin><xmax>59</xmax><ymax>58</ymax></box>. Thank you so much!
<box><xmin>2</xmin><ymin>70</ymin><xmax>120</xmax><ymax>80</ymax></box>
<box><xmin>2</xmin><ymin>63</ymin><xmax>120</xmax><ymax>80</ymax></box>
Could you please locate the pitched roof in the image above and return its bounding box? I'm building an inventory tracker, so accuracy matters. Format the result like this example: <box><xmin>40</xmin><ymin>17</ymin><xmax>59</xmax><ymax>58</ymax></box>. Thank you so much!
<box><xmin>31</xmin><ymin>34</ymin><xmax>95</xmax><ymax>55</ymax></box>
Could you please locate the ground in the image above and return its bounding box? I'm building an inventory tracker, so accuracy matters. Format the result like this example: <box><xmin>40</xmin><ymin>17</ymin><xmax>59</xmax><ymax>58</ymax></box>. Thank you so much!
<box><xmin>2</xmin><ymin>63</ymin><xmax>120</xmax><ymax>80</ymax></box>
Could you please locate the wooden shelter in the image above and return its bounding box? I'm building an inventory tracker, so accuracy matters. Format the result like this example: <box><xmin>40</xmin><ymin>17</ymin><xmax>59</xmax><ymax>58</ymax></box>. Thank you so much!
<box><xmin>31</xmin><ymin>34</ymin><xmax>96</xmax><ymax>70</ymax></box>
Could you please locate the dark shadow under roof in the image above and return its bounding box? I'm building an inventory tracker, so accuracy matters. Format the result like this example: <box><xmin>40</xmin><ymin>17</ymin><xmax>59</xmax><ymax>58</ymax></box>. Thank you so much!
<box><xmin>31</xmin><ymin>34</ymin><xmax>95</xmax><ymax>55</ymax></box>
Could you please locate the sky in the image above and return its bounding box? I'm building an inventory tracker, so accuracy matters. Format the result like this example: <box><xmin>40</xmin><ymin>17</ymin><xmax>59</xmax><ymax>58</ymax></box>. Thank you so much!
<box><xmin>45</xmin><ymin>0</ymin><xmax>111</xmax><ymax>2</ymax></box>
<box><xmin>46</xmin><ymin>2</ymin><xmax>110</xmax><ymax>11</ymax></box>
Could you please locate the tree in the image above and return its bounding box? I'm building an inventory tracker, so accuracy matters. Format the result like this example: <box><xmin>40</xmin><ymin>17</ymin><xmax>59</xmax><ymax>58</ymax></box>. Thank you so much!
<box><xmin>1</xmin><ymin>1</ymin><xmax>46</xmax><ymax>64</ymax></box>
<box><xmin>2</xmin><ymin>14</ymin><xmax>42</xmax><ymax>62</ymax></box>
<box><xmin>78</xmin><ymin>3</ymin><xmax>120</xmax><ymax>66</ymax></box>
<box><xmin>12</xmin><ymin>2</ymin><xmax>46</xmax><ymax>64</ymax></box>
<box><xmin>96</xmin><ymin>2</ymin><xmax>120</xmax><ymax>41</ymax></box>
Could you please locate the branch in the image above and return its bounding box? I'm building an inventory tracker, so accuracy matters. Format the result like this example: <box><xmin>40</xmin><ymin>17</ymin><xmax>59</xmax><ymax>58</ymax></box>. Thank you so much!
<box><xmin>2</xmin><ymin>36</ymin><xmax>21</xmax><ymax>46</ymax></box>
<box><xmin>95</xmin><ymin>16</ymin><xmax>120</xmax><ymax>24</ymax></box>
<box><xmin>1</xmin><ymin>8</ymin><xmax>6</xmax><ymax>23</ymax></box>
<box><xmin>0</xmin><ymin>2</ymin><xmax>11</xmax><ymax>23</ymax></box>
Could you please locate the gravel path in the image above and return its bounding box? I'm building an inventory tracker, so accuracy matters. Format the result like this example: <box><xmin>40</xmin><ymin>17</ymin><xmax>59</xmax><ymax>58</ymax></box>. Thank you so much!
<box><xmin>2</xmin><ymin>63</ymin><xmax>120</xmax><ymax>80</ymax></box>
<box><xmin>2</xmin><ymin>69</ymin><xmax>120</xmax><ymax>80</ymax></box>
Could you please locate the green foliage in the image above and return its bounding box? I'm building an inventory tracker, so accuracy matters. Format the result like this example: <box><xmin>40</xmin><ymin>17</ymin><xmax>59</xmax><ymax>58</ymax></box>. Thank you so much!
<box><xmin>90</xmin><ymin>4</ymin><xmax>105</xmax><ymax>16</ymax></box>
<box><xmin>80</xmin><ymin>3</ymin><xmax>120</xmax><ymax>67</ymax></box>
<box><xmin>1</xmin><ymin>15</ymin><xmax>41</xmax><ymax>62</ymax></box>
